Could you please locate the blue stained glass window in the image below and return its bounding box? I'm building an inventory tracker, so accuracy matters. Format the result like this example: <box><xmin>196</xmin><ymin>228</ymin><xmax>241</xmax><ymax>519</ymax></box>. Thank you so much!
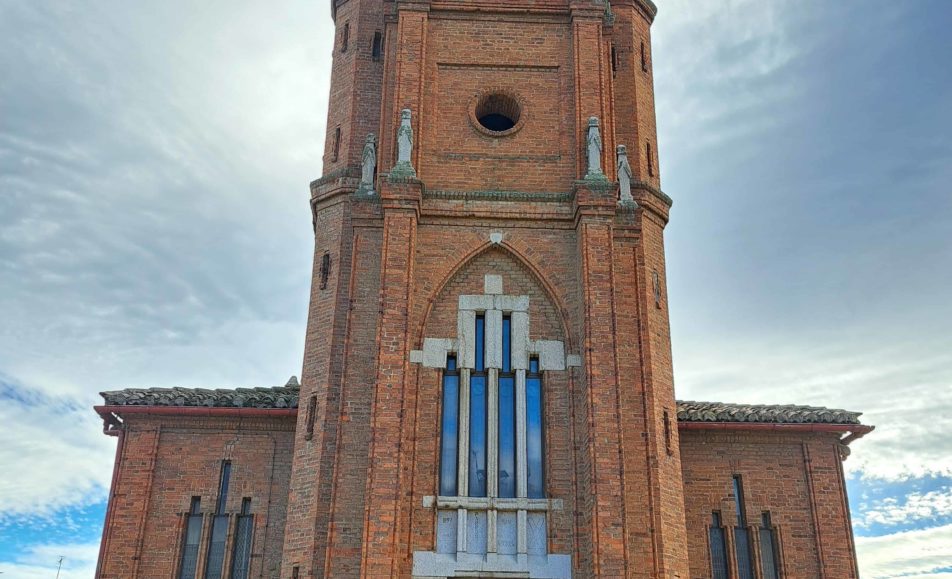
<box><xmin>469</xmin><ymin>375</ymin><xmax>488</xmax><ymax>497</ymax></box>
<box><xmin>498</xmin><ymin>375</ymin><xmax>516</xmax><ymax>498</ymax></box>
<box><xmin>439</xmin><ymin>356</ymin><xmax>460</xmax><ymax>496</ymax></box>
<box><xmin>527</xmin><ymin>358</ymin><xmax>544</xmax><ymax>498</ymax></box>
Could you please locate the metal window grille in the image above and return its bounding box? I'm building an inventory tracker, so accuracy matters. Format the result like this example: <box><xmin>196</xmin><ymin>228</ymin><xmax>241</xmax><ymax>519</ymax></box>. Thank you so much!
<box><xmin>178</xmin><ymin>498</ymin><xmax>203</xmax><ymax>579</ymax></box>
<box><xmin>709</xmin><ymin>512</ymin><xmax>729</xmax><ymax>579</ymax></box>
<box><xmin>760</xmin><ymin>513</ymin><xmax>781</xmax><ymax>579</ymax></box>
<box><xmin>230</xmin><ymin>499</ymin><xmax>254</xmax><ymax>579</ymax></box>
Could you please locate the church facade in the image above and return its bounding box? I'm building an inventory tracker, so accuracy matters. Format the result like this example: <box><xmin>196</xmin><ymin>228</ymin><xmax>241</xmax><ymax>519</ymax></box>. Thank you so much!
<box><xmin>93</xmin><ymin>1</ymin><xmax>872</xmax><ymax>578</ymax></box>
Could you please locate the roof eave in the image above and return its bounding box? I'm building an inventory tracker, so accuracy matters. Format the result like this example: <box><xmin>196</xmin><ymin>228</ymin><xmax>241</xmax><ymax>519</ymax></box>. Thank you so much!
<box><xmin>678</xmin><ymin>421</ymin><xmax>874</xmax><ymax>442</ymax></box>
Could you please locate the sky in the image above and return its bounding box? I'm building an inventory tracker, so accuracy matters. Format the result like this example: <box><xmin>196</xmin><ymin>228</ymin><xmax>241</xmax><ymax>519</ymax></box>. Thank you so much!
<box><xmin>0</xmin><ymin>0</ymin><xmax>950</xmax><ymax>577</ymax></box>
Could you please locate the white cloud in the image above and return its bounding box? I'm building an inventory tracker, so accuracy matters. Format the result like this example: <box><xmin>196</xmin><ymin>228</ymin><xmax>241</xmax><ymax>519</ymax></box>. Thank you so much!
<box><xmin>0</xmin><ymin>541</ymin><xmax>99</xmax><ymax>579</ymax></box>
<box><xmin>856</xmin><ymin>524</ymin><xmax>952</xmax><ymax>579</ymax></box>
<box><xmin>856</xmin><ymin>487</ymin><xmax>952</xmax><ymax>529</ymax></box>
<box><xmin>0</xmin><ymin>382</ymin><xmax>114</xmax><ymax>518</ymax></box>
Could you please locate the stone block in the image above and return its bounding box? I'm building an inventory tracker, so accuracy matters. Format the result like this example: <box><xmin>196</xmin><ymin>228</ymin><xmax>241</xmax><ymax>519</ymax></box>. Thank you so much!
<box><xmin>511</xmin><ymin>312</ymin><xmax>530</xmax><ymax>370</ymax></box>
<box><xmin>485</xmin><ymin>309</ymin><xmax>503</xmax><ymax>369</ymax></box>
<box><xmin>422</xmin><ymin>338</ymin><xmax>455</xmax><ymax>368</ymax></box>
<box><xmin>535</xmin><ymin>340</ymin><xmax>565</xmax><ymax>371</ymax></box>
<box><xmin>458</xmin><ymin>310</ymin><xmax>476</xmax><ymax>369</ymax></box>
<box><xmin>484</xmin><ymin>274</ymin><xmax>504</xmax><ymax>295</ymax></box>
<box><xmin>494</xmin><ymin>294</ymin><xmax>529</xmax><ymax>312</ymax></box>
<box><xmin>459</xmin><ymin>294</ymin><xmax>495</xmax><ymax>311</ymax></box>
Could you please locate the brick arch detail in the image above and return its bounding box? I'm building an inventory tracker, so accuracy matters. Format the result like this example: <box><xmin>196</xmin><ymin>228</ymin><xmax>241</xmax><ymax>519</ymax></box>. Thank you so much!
<box><xmin>414</xmin><ymin>239</ymin><xmax>574</xmax><ymax>351</ymax></box>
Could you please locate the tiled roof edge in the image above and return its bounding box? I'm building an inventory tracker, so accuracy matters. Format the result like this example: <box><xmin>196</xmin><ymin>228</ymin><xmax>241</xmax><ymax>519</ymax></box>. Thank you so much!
<box><xmin>99</xmin><ymin>386</ymin><xmax>863</xmax><ymax>425</ymax></box>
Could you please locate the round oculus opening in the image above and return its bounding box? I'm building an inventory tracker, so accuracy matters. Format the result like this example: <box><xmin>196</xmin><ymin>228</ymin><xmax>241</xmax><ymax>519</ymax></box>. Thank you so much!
<box><xmin>475</xmin><ymin>93</ymin><xmax>521</xmax><ymax>134</ymax></box>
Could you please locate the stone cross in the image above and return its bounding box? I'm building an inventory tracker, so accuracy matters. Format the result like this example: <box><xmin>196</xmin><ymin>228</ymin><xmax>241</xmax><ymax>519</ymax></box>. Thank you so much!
<box><xmin>358</xmin><ymin>133</ymin><xmax>377</xmax><ymax>195</ymax></box>
<box><xmin>391</xmin><ymin>108</ymin><xmax>416</xmax><ymax>178</ymax></box>
<box><xmin>616</xmin><ymin>144</ymin><xmax>636</xmax><ymax>205</ymax></box>
<box><xmin>585</xmin><ymin>116</ymin><xmax>605</xmax><ymax>180</ymax></box>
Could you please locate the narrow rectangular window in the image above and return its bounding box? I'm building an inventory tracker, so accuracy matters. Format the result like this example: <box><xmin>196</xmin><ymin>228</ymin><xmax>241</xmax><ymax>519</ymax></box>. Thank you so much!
<box><xmin>469</xmin><ymin>315</ymin><xmax>487</xmax><ymax>497</ymax></box>
<box><xmin>291</xmin><ymin>567</ymin><xmax>299</xmax><ymax>579</ymax></box>
<box><xmin>759</xmin><ymin>512</ymin><xmax>781</xmax><ymax>579</ymax></box>
<box><xmin>439</xmin><ymin>355</ymin><xmax>460</xmax><ymax>496</ymax></box>
<box><xmin>320</xmin><ymin>251</ymin><xmax>331</xmax><ymax>290</ymax></box>
<box><xmin>204</xmin><ymin>461</ymin><xmax>232</xmax><ymax>579</ymax></box>
<box><xmin>709</xmin><ymin>512</ymin><xmax>729</xmax><ymax>579</ymax></box>
<box><xmin>610</xmin><ymin>44</ymin><xmax>618</xmax><ymax>77</ymax></box>
<box><xmin>497</xmin><ymin>315</ymin><xmax>516</xmax><ymax>498</ymax></box>
<box><xmin>305</xmin><ymin>395</ymin><xmax>317</xmax><ymax>441</ymax></box>
<box><xmin>332</xmin><ymin>128</ymin><xmax>341</xmax><ymax>162</ymax></box>
<box><xmin>647</xmin><ymin>142</ymin><xmax>655</xmax><ymax>177</ymax></box>
<box><xmin>372</xmin><ymin>31</ymin><xmax>383</xmax><ymax>62</ymax></box>
<box><xmin>340</xmin><ymin>22</ymin><xmax>349</xmax><ymax>53</ymax></box>
<box><xmin>230</xmin><ymin>498</ymin><xmax>253</xmax><ymax>579</ymax></box>
<box><xmin>663</xmin><ymin>409</ymin><xmax>673</xmax><ymax>455</ymax></box>
<box><xmin>733</xmin><ymin>475</ymin><xmax>755</xmax><ymax>579</ymax></box>
<box><xmin>641</xmin><ymin>41</ymin><xmax>648</xmax><ymax>72</ymax></box>
<box><xmin>652</xmin><ymin>270</ymin><xmax>662</xmax><ymax>308</ymax></box>
<box><xmin>178</xmin><ymin>497</ymin><xmax>202</xmax><ymax>579</ymax></box>
<box><xmin>526</xmin><ymin>357</ymin><xmax>544</xmax><ymax>498</ymax></box>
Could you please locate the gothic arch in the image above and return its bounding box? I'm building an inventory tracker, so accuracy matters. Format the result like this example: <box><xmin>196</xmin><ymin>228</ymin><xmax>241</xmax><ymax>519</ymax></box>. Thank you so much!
<box><xmin>415</xmin><ymin>240</ymin><xmax>574</xmax><ymax>351</ymax></box>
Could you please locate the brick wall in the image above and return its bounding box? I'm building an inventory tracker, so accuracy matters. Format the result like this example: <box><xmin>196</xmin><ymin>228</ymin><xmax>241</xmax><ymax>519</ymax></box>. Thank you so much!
<box><xmin>96</xmin><ymin>414</ymin><xmax>294</xmax><ymax>579</ymax></box>
<box><xmin>680</xmin><ymin>429</ymin><xmax>860</xmax><ymax>579</ymax></box>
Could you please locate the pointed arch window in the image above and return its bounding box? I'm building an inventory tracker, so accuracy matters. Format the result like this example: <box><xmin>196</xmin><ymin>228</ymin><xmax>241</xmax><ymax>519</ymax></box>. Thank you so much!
<box><xmin>417</xmin><ymin>274</ymin><xmax>572</xmax><ymax>576</ymax></box>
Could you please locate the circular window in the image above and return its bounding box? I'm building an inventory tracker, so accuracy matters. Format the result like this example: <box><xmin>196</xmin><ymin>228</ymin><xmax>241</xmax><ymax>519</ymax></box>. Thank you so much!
<box><xmin>470</xmin><ymin>91</ymin><xmax>525</xmax><ymax>137</ymax></box>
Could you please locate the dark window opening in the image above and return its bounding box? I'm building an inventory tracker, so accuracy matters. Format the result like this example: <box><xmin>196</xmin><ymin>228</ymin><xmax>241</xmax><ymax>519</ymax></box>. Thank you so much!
<box><xmin>332</xmin><ymin>127</ymin><xmax>341</xmax><ymax>162</ymax></box>
<box><xmin>178</xmin><ymin>497</ymin><xmax>203</xmax><ymax>579</ymax></box>
<box><xmin>652</xmin><ymin>270</ymin><xmax>662</xmax><ymax>308</ymax></box>
<box><xmin>663</xmin><ymin>409</ymin><xmax>673</xmax><ymax>455</ymax></box>
<box><xmin>230</xmin><ymin>498</ymin><xmax>253</xmax><ymax>579</ymax></box>
<box><xmin>760</xmin><ymin>512</ymin><xmax>782</xmax><ymax>579</ymax></box>
<box><xmin>205</xmin><ymin>462</ymin><xmax>232</xmax><ymax>579</ymax></box>
<box><xmin>611</xmin><ymin>44</ymin><xmax>618</xmax><ymax>77</ymax></box>
<box><xmin>305</xmin><ymin>395</ymin><xmax>317</xmax><ymax>441</ymax></box>
<box><xmin>733</xmin><ymin>475</ymin><xmax>755</xmax><ymax>579</ymax></box>
<box><xmin>291</xmin><ymin>567</ymin><xmax>299</xmax><ymax>579</ymax></box>
<box><xmin>340</xmin><ymin>22</ymin><xmax>349</xmax><ymax>53</ymax></box>
<box><xmin>709</xmin><ymin>512</ymin><xmax>729</xmax><ymax>579</ymax></box>
<box><xmin>372</xmin><ymin>31</ymin><xmax>383</xmax><ymax>62</ymax></box>
<box><xmin>647</xmin><ymin>142</ymin><xmax>655</xmax><ymax>177</ymax></box>
<box><xmin>641</xmin><ymin>41</ymin><xmax>649</xmax><ymax>72</ymax></box>
<box><xmin>320</xmin><ymin>252</ymin><xmax>331</xmax><ymax>290</ymax></box>
<box><xmin>475</xmin><ymin>93</ymin><xmax>521</xmax><ymax>133</ymax></box>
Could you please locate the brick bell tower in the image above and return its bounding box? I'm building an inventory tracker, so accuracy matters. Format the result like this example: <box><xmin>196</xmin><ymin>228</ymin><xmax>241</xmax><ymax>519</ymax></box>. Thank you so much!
<box><xmin>283</xmin><ymin>0</ymin><xmax>688</xmax><ymax>576</ymax></box>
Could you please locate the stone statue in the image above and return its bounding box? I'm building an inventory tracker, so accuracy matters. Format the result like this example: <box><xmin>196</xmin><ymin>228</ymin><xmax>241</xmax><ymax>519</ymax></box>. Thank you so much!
<box><xmin>391</xmin><ymin>108</ymin><xmax>416</xmax><ymax>178</ymax></box>
<box><xmin>585</xmin><ymin>116</ymin><xmax>605</xmax><ymax>179</ymax></box>
<box><xmin>617</xmin><ymin>144</ymin><xmax>636</xmax><ymax>205</ymax></box>
<box><xmin>358</xmin><ymin>133</ymin><xmax>376</xmax><ymax>195</ymax></box>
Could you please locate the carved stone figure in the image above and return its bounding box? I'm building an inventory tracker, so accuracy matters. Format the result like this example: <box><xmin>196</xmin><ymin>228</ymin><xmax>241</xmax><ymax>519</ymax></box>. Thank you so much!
<box><xmin>359</xmin><ymin>133</ymin><xmax>376</xmax><ymax>194</ymax></box>
<box><xmin>585</xmin><ymin>116</ymin><xmax>605</xmax><ymax>179</ymax></box>
<box><xmin>617</xmin><ymin>144</ymin><xmax>636</xmax><ymax>205</ymax></box>
<box><xmin>391</xmin><ymin>108</ymin><xmax>416</xmax><ymax>178</ymax></box>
